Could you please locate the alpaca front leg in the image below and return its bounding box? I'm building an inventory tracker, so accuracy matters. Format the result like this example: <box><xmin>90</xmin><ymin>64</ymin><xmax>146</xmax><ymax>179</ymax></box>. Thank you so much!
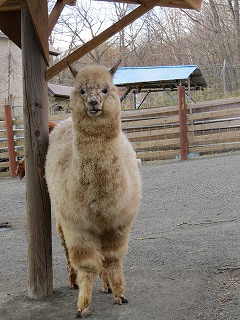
<box><xmin>75</xmin><ymin>268</ymin><xmax>99</xmax><ymax>318</ymax></box>
<box><xmin>103</xmin><ymin>258</ymin><xmax>128</xmax><ymax>305</ymax></box>
<box><xmin>68</xmin><ymin>245</ymin><xmax>102</xmax><ymax>318</ymax></box>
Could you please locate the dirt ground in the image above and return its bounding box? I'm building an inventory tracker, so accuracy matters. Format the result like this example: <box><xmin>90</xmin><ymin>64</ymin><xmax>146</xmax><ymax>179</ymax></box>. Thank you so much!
<box><xmin>1</xmin><ymin>152</ymin><xmax>240</xmax><ymax>320</ymax></box>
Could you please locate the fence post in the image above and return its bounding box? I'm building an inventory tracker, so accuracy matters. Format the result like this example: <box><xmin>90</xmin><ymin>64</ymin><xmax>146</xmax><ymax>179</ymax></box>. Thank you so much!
<box><xmin>4</xmin><ymin>104</ymin><xmax>17</xmax><ymax>177</ymax></box>
<box><xmin>178</xmin><ymin>85</ymin><xmax>188</xmax><ymax>160</ymax></box>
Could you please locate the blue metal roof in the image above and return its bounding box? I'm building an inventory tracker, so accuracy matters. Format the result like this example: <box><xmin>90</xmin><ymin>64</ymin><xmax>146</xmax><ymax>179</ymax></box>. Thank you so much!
<box><xmin>113</xmin><ymin>65</ymin><xmax>207</xmax><ymax>89</ymax></box>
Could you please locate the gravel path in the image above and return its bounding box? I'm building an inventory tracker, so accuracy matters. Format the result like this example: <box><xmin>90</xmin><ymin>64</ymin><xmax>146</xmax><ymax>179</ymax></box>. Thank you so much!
<box><xmin>1</xmin><ymin>152</ymin><xmax>240</xmax><ymax>319</ymax></box>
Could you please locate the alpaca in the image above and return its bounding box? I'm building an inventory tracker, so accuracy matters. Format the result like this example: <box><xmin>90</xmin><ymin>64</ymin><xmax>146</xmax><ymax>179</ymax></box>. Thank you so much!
<box><xmin>45</xmin><ymin>64</ymin><xmax>141</xmax><ymax>318</ymax></box>
<box><xmin>16</xmin><ymin>121</ymin><xmax>57</xmax><ymax>179</ymax></box>
<box><xmin>48</xmin><ymin>121</ymin><xmax>57</xmax><ymax>133</ymax></box>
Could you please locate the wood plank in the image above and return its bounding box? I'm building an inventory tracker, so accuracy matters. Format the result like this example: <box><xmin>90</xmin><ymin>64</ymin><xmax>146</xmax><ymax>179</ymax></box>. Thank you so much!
<box><xmin>187</xmin><ymin>97</ymin><xmax>240</xmax><ymax>111</ymax></box>
<box><xmin>125</xmin><ymin>126</ymin><xmax>180</xmax><ymax>140</ymax></box>
<box><xmin>13</xmin><ymin>129</ymin><xmax>24</xmax><ymax>135</ymax></box>
<box><xmin>122</xmin><ymin>105</ymin><xmax>179</xmax><ymax>119</ymax></box>
<box><xmin>15</xmin><ymin>149</ymin><xmax>25</xmax><ymax>156</ymax></box>
<box><xmin>0</xmin><ymin>161</ymin><xmax>9</xmax><ymax>168</ymax></box>
<box><xmin>14</xmin><ymin>140</ymin><xmax>25</xmax><ymax>148</ymax></box>
<box><xmin>13</xmin><ymin>119</ymin><xmax>24</xmax><ymax>125</ymax></box>
<box><xmin>0</xmin><ymin>151</ymin><xmax>9</xmax><ymax>158</ymax></box>
<box><xmin>137</xmin><ymin>148</ymin><xmax>180</xmax><ymax>161</ymax></box>
<box><xmin>0</xmin><ymin>131</ymin><xmax>6</xmax><ymax>137</ymax></box>
<box><xmin>122</xmin><ymin>115</ymin><xmax>179</xmax><ymax>130</ymax></box>
<box><xmin>189</xmin><ymin>130</ymin><xmax>240</xmax><ymax>146</ymax></box>
<box><xmin>45</xmin><ymin>0</ymin><xmax>164</xmax><ymax>80</ymax></box>
<box><xmin>14</xmin><ymin>140</ymin><xmax>25</xmax><ymax>147</ymax></box>
<box><xmin>0</xmin><ymin>141</ymin><xmax>8</xmax><ymax>148</ymax></box>
<box><xmin>188</xmin><ymin>118</ymin><xmax>240</xmax><ymax>132</ymax></box>
<box><xmin>189</xmin><ymin>142</ymin><xmax>240</xmax><ymax>155</ymax></box>
<box><xmin>0</xmin><ymin>171</ymin><xmax>10</xmax><ymax>177</ymax></box>
<box><xmin>132</xmin><ymin>137</ymin><xmax>180</xmax><ymax>150</ymax></box>
<box><xmin>187</xmin><ymin>108</ymin><xmax>240</xmax><ymax>121</ymax></box>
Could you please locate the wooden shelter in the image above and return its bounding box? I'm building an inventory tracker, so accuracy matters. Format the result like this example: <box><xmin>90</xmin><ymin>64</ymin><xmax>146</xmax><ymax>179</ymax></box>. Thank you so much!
<box><xmin>0</xmin><ymin>0</ymin><xmax>204</xmax><ymax>300</ymax></box>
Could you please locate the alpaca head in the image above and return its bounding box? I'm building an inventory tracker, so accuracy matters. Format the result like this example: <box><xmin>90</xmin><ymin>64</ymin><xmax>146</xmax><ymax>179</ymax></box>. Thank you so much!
<box><xmin>69</xmin><ymin>64</ymin><xmax>120</xmax><ymax>119</ymax></box>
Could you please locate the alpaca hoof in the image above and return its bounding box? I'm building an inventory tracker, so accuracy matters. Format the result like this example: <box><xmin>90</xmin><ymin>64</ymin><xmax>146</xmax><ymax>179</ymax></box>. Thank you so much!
<box><xmin>75</xmin><ymin>308</ymin><xmax>90</xmax><ymax>318</ymax></box>
<box><xmin>101</xmin><ymin>287</ymin><xmax>112</xmax><ymax>294</ymax></box>
<box><xmin>114</xmin><ymin>296</ymin><xmax>128</xmax><ymax>305</ymax></box>
<box><xmin>69</xmin><ymin>283</ymin><xmax>79</xmax><ymax>289</ymax></box>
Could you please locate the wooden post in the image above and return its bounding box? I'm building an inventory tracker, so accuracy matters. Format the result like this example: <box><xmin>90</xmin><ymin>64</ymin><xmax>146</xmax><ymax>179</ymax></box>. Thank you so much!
<box><xmin>21</xmin><ymin>6</ymin><xmax>53</xmax><ymax>299</ymax></box>
<box><xmin>178</xmin><ymin>85</ymin><xmax>188</xmax><ymax>160</ymax></box>
<box><xmin>4</xmin><ymin>104</ymin><xmax>17</xmax><ymax>177</ymax></box>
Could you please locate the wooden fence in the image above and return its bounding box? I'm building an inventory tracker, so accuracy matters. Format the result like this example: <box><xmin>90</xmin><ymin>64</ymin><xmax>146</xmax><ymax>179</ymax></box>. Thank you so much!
<box><xmin>1</xmin><ymin>94</ymin><xmax>240</xmax><ymax>177</ymax></box>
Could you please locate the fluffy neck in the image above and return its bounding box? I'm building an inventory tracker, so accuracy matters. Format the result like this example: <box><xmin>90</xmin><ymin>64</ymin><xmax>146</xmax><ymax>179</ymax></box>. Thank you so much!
<box><xmin>71</xmin><ymin>111</ymin><xmax>121</xmax><ymax>159</ymax></box>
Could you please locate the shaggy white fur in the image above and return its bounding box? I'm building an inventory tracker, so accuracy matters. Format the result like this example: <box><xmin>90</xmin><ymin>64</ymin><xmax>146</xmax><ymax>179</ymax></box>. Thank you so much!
<box><xmin>45</xmin><ymin>64</ymin><xmax>141</xmax><ymax>318</ymax></box>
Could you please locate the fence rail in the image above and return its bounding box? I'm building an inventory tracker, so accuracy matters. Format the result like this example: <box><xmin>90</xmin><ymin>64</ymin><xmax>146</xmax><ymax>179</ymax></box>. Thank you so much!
<box><xmin>1</xmin><ymin>94</ymin><xmax>240</xmax><ymax>177</ymax></box>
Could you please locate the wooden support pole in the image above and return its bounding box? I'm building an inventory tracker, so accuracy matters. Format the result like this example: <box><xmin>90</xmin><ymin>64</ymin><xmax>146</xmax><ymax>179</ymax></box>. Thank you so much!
<box><xmin>21</xmin><ymin>5</ymin><xmax>53</xmax><ymax>299</ymax></box>
<box><xmin>4</xmin><ymin>104</ymin><xmax>16</xmax><ymax>177</ymax></box>
<box><xmin>178</xmin><ymin>85</ymin><xmax>188</xmax><ymax>160</ymax></box>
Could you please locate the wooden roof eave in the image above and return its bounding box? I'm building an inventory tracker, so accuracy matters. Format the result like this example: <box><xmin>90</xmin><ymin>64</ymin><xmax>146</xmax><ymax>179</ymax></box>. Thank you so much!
<box><xmin>0</xmin><ymin>0</ymin><xmax>24</xmax><ymax>12</ymax></box>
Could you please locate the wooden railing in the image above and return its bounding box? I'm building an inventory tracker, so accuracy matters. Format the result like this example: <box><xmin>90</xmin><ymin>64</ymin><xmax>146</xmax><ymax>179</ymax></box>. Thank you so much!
<box><xmin>1</xmin><ymin>95</ymin><xmax>240</xmax><ymax>177</ymax></box>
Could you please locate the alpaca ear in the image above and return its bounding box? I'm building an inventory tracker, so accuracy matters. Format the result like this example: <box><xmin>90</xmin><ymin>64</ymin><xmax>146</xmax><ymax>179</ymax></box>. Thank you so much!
<box><xmin>109</xmin><ymin>59</ymin><xmax>121</xmax><ymax>77</ymax></box>
<box><xmin>67</xmin><ymin>62</ymin><xmax>78</xmax><ymax>78</ymax></box>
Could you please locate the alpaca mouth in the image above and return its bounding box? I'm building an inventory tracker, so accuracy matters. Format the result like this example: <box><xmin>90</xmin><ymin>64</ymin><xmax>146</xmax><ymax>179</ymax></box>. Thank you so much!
<box><xmin>88</xmin><ymin>108</ymin><xmax>102</xmax><ymax>117</ymax></box>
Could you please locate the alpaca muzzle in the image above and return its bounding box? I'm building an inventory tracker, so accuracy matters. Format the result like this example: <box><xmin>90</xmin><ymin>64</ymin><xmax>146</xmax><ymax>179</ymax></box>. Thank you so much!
<box><xmin>87</xmin><ymin>99</ymin><xmax>102</xmax><ymax>116</ymax></box>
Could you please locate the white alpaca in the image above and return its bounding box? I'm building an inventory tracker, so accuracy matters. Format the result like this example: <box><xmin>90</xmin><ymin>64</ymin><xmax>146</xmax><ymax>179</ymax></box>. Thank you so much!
<box><xmin>45</xmin><ymin>64</ymin><xmax>141</xmax><ymax>318</ymax></box>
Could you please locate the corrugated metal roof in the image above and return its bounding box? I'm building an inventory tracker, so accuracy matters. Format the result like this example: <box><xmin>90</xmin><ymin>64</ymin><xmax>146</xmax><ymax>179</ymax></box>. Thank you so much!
<box><xmin>48</xmin><ymin>83</ymin><xmax>73</xmax><ymax>97</ymax></box>
<box><xmin>113</xmin><ymin>65</ymin><xmax>207</xmax><ymax>89</ymax></box>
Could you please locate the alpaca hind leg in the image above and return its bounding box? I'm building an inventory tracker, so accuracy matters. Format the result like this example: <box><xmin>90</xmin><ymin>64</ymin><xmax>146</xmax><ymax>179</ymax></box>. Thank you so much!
<box><xmin>56</xmin><ymin>222</ymin><xmax>78</xmax><ymax>289</ymax></box>
<box><xmin>100</xmin><ymin>271</ymin><xmax>112</xmax><ymax>293</ymax></box>
<box><xmin>103</xmin><ymin>258</ymin><xmax>128</xmax><ymax>304</ymax></box>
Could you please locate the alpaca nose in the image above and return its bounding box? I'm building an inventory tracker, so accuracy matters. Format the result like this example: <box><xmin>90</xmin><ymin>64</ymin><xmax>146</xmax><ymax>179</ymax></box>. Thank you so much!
<box><xmin>89</xmin><ymin>99</ymin><xmax>98</xmax><ymax>107</ymax></box>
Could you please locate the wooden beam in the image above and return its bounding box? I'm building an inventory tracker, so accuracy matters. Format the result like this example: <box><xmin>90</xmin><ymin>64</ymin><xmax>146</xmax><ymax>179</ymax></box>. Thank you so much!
<box><xmin>45</xmin><ymin>0</ymin><xmax>162</xmax><ymax>80</ymax></box>
<box><xmin>21</xmin><ymin>5</ymin><xmax>53</xmax><ymax>299</ymax></box>
<box><xmin>92</xmin><ymin>0</ymin><xmax>204</xmax><ymax>11</ymax></box>
<box><xmin>185</xmin><ymin>0</ymin><xmax>203</xmax><ymax>11</ymax></box>
<box><xmin>48</xmin><ymin>0</ymin><xmax>76</xmax><ymax>37</ymax></box>
<box><xmin>25</xmin><ymin>0</ymin><xmax>49</xmax><ymax>64</ymax></box>
<box><xmin>0</xmin><ymin>0</ymin><xmax>8</xmax><ymax>5</ymax></box>
<box><xmin>0</xmin><ymin>0</ymin><xmax>24</xmax><ymax>12</ymax></box>
<box><xmin>0</xmin><ymin>11</ymin><xmax>21</xmax><ymax>48</ymax></box>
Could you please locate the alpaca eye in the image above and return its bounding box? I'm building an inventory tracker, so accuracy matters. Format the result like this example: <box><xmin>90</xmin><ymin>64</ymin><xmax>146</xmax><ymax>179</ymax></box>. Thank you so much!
<box><xmin>102</xmin><ymin>88</ymin><xmax>108</xmax><ymax>94</ymax></box>
<box><xmin>80</xmin><ymin>89</ymin><xmax>86</xmax><ymax>95</ymax></box>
